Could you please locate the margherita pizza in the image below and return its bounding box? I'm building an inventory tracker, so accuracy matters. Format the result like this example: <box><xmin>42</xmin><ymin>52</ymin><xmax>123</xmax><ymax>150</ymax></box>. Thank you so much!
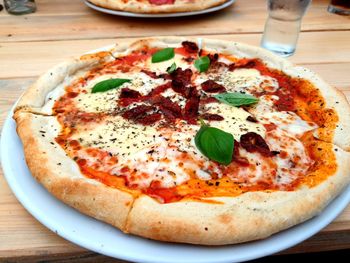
<box><xmin>87</xmin><ymin>0</ymin><xmax>229</xmax><ymax>13</ymax></box>
<box><xmin>14</xmin><ymin>37</ymin><xmax>350</xmax><ymax>245</ymax></box>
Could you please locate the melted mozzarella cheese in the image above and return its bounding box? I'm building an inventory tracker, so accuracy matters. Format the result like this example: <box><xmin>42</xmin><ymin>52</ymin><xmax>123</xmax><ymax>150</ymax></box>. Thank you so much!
<box><xmin>148</xmin><ymin>54</ymin><xmax>190</xmax><ymax>73</ymax></box>
<box><xmin>225</xmin><ymin>128</ymin><xmax>311</xmax><ymax>187</ymax></box>
<box><xmin>259</xmin><ymin>111</ymin><xmax>318</xmax><ymax>136</ymax></box>
<box><xmin>71</xmin><ymin>116</ymin><xmax>168</xmax><ymax>157</ymax></box>
<box><xmin>222</xmin><ymin>69</ymin><xmax>279</xmax><ymax>93</ymax></box>
<box><xmin>227</xmin><ymin>150</ymin><xmax>269</xmax><ymax>184</ymax></box>
<box><xmin>72</xmin><ymin>116</ymin><xmax>177</xmax><ymax>188</ymax></box>
<box><xmin>118</xmin><ymin>145</ymin><xmax>168</xmax><ymax>188</ymax></box>
<box><xmin>74</xmin><ymin>72</ymin><xmax>166</xmax><ymax>113</ymax></box>
<box><xmin>153</xmin><ymin>147</ymin><xmax>191</xmax><ymax>188</ymax></box>
<box><xmin>203</xmin><ymin>103</ymin><xmax>266</xmax><ymax>139</ymax></box>
<box><xmin>266</xmin><ymin>128</ymin><xmax>312</xmax><ymax>186</ymax></box>
<box><xmin>170</xmin><ymin>123</ymin><xmax>199</xmax><ymax>155</ymax></box>
<box><xmin>248</xmin><ymin>95</ymin><xmax>279</xmax><ymax>117</ymax></box>
<box><xmin>165</xmin><ymin>122</ymin><xmax>222</xmax><ymax>182</ymax></box>
<box><xmin>75</xmin><ymin>87</ymin><xmax>122</xmax><ymax>113</ymax></box>
<box><xmin>195</xmin><ymin>68</ymin><xmax>279</xmax><ymax>94</ymax></box>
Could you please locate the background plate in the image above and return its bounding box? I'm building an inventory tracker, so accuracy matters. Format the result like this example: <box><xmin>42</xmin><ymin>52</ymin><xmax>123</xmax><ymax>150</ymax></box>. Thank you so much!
<box><xmin>84</xmin><ymin>0</ymin><xmax>235</xmax><ymax>18</ymax></box>
<box><xmin>2</xmin><ymin>109</ymin><xmax>350</xmax><ymax>263</ymax></box>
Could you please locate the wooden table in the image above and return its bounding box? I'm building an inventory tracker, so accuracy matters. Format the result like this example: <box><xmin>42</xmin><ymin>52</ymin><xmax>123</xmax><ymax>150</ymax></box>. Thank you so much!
<box><xmin>1</xmin><ymin>0</ymin><xmax>350</xmax><ymax>261</ymax></box>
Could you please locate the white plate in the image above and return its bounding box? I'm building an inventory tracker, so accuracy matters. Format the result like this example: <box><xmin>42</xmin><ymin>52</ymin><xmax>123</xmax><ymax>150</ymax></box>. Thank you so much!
<box><xmin>2</xmin><ymin>109</ymin><xmax>350</xmax><ymax>263</ymax></box>
<box><xmin>84</xmin><ymin>0</ymin><xmax>235</xmax><ymax>18</ymax></box>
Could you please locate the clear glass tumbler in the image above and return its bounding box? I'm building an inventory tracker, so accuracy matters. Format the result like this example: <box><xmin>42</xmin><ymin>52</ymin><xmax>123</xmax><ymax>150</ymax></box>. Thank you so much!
<box><xmin>4</xmin><ymin>0</ymin><xmax>36</xmax><ymax>15</ymax></box>
<box><xmin>261</xmin><ymin>0</ymin><xmax>312</xmax><ymax>57</ymax></box>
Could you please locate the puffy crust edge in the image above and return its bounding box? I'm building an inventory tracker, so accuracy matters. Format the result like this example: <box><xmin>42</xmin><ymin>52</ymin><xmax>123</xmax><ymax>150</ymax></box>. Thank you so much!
<box><xmin>14</xmin><ymin>111</ymin><xmax>135</xmax><ymax>231</ymax></box>
<box><xmin>87</xmin><ymin>0</ymin><xmax>228</xmax><ymax>14</ymax></box>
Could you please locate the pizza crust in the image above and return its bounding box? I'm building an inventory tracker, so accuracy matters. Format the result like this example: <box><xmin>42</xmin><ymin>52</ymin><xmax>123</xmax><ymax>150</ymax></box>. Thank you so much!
<box><xmin>88</xmin><ymin>0</ymin><xmax>229</xmax><ymax>14</ymax></box>
<box><xmin>14</xmin><ymin>36</ymin><xmax>350</xmax><ymax>245</ymax></box>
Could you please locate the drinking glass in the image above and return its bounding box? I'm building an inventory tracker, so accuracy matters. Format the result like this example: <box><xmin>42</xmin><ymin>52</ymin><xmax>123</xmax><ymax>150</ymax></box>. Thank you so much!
<box><xmin>328</xmin><ymin>0</ymin><xmax>350</xmax><ymax>15</ymax></box>
<box><xmin>261</xmin><ymin>0</ymin><xmax>312</xmax><ymax>57</ymax></box>
<box><xmin>4</xmin><ymin>0</ymin><xmax>36</xmax><ymax>15</ymax></box>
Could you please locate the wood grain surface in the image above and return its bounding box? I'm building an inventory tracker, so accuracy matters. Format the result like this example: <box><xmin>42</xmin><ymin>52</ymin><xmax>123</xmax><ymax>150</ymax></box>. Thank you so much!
<box><xmin>1</xmin><ymin>0</ymin><xmax>350</xmax><ymax>261</ymax></box>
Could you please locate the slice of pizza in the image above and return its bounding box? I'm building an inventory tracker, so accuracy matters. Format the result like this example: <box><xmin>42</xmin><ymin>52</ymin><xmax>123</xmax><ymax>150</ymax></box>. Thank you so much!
<box><xmin>14</xmin><ymin>37</ymin><xmax>350</xmax><ymax>245</ymax></box>
<box><xmin>88</xmin><ymin>0</ymin><xmax>229</xmax><ymax>14</ymax></box>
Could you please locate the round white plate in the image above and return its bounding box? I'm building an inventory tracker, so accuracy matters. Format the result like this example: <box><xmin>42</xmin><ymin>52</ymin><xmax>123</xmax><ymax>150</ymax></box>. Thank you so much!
<box><xmin>2</xmin><ymin>109</ymin><xmax>350</xmax><ymax>263</ymax></box>
<box><xmin>84</xmin><ymin>0</ymin><xmax>235</xmax><ymax>18</ymax></box>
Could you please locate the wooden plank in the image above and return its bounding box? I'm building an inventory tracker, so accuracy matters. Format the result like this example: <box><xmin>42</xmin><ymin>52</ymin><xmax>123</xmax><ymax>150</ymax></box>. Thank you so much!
<box><xmin>1</xmin><ymin>31</ymin><xmax>350</xmax><ymax>79</ymax></box>
<box><xmin>0</xmin><ymin>0</ymin><xmax>349</xmax><ymax>42</ymax></box>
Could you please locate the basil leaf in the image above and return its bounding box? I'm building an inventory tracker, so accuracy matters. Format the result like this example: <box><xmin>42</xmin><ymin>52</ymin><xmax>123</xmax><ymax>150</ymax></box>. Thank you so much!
<box><xmin>167</xmin><ymin>62</ymin><xmax>177</xmax><ymax>74</ymax></box>
<box><xmin>214</xmin><ymin>92</ymin><xmax>258</xmax><ymax>107</ymax></box>
<box><xmin>195</xmin><ymin>123</ymin><xmax>234</xmax><ymax>165</ymax></box>
<box><xmin>194</xmin><ymin>56</ymin><xmax>210</xmax><ymax>73</ymax></box>
<box><xmin>91</xmin><ymin>78</ymin><xmax>131</xmax><ymax>93</ymax></box>
<box><xmin>152</xmin><ymin>48</ymin><xmax>175</xmax><ymax>63</ymax></box>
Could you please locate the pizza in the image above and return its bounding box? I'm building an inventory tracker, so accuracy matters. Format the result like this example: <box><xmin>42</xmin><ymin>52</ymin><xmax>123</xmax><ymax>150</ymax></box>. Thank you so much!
<box><xmin>87</xmin><ymin>0</ymin><xmax>229</xmax><ymax>14</ymax></box>
<box><xmin>14</xmin><ymin>37</ymin><xmax>350</xmax><ymax>245</ymax></box>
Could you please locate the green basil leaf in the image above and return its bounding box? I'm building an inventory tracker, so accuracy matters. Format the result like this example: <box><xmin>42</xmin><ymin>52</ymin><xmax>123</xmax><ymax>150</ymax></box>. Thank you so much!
<box><xmin>214</xmin><ymin>92</ymin><xmax>258</xmax><ymax>107</ymax></box>
<box><xmin>167</xmin><ymin>62</ymin><xmax>177</xmax><ymax>74</ymax></box>
<box><xmin>194</xmin><ymin>56</ymin><xmax>210</xmax><ymax>73</ymax></box>
<box><xmin>195</xmin><ymin>123</ymin><xmax>234</xmax><ymax>165</ymax></box>
<box><xmin>152</xmin><ymin>48</ymin><xmax>175</xmax><ymax>63</ymax></box>
<box><xmin>91</xmin><ymin>78</ymin><xmax>131</xmax><ymax>93</ymax></box>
